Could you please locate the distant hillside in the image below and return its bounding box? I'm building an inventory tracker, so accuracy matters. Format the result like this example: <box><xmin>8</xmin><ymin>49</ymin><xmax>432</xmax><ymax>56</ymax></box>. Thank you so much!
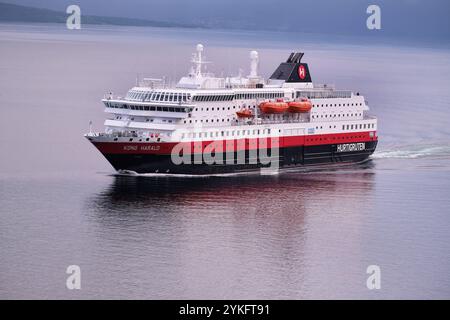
<box><xmin>0</xmin><ymin>2</ymin><xmax>202</xmax><ymax>28</ymax></box>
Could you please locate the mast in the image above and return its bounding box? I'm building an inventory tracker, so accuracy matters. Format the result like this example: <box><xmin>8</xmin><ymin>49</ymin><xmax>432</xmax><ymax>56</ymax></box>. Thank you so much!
<box><xmin>192</xmin><ymin>43</ymin><xmax>209</xmax><ymax>78</ymax></box>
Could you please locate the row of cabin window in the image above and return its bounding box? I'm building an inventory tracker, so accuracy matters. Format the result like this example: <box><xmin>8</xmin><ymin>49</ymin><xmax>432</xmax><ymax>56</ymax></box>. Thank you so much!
<box><xmin>114</xmin><ymin>116</ymin><xmax>173</xmax><ymax>124</ymax></box>
<box><xmin>194</xmin><ymin>105</ymin><xmax>256</xmax><ymax>112</ymax></box>
<box><xmin>127</xmin><ymin>91</ymin><xmax>284</xmax><ymax>102</ymax></box>
<box><xmin>306</xmin><ymin>134</ymin><xmax>367</xmax><ymax>142</ymax></box>
<box><xmin>127</xmin><ymin>91</ymin><xmax>191</xmax><ymax>102</ymax></box>
<box><xmin>311</xmin><ymin>113</ymin><xmax>363</xmax><ymax>119</ymax></box>
<box><xmin>193</xmin><ymin>95</ymin><xmax>234</xmax><ymax>102</ymax></box>
<box><xmin>313</xmin><ymin>123</ymin><xmax>375</xmax><ymax>131</ymax></box>
<box><xmin>313</xmin><ymin>102</ymin><xmax>363</xmax><ymax>107</ymax></box>
<box><xmin>192</xmin><ymin>92</ymin><xmax>284</xmax><ymax>102</ymax></box>
<box><xmin>183</xmin><ymin>128</ymin><xmax>272</xmax><ymax>139</ymax></box>
<box><xmin>314</xmin><ymin>125</ymin><xmax>337</xmax><ymax>130</ymax></box>
<box><xmin>342</xmin><ymin>123</ymin><xmax>375</xmax><ymax>130</ymax></box>
<box><xmin>108</xmin><ymin>103</ymin><xmax>190</xmax><ymax>113</ymax></box>
<box><xmin>184</xmin><ymin>118</ymin><xmax>236</xmax><ymax>124</ymax></box>
<box><xmin>297</xmin><ymin>91</ymin><xmax>352</xmax><ymax>99</ymax></box>
<box><xmin>114</xmin><ymin>116</ymin><xmax>234</xmax><ymax>125</ymax></box>
<box><xmin>234</xmin><ymin>92</ymin><xmax>284</xmax><ymax>100</ymax></box>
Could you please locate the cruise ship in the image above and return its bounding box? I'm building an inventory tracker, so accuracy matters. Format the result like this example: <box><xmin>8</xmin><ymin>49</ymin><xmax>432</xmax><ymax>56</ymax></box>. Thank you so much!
<box><xmin>85</xmin><ymin>44</ymin><xmax>378</xmax><ymax>175</ymax></box>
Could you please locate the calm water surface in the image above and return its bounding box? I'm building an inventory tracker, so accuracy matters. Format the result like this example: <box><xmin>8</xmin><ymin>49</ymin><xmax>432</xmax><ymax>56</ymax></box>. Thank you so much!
<box><xmin>0</xmin><ymin>23</ymin><xmax>450</xmax><ymax>299</ymax></box>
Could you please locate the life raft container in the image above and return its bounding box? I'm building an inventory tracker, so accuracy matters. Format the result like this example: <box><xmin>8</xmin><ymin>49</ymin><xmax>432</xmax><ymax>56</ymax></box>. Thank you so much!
<box><xmin>236</xmin><ymin>109</ymin><xmax>253</xmax><ymax>118</ymax></box>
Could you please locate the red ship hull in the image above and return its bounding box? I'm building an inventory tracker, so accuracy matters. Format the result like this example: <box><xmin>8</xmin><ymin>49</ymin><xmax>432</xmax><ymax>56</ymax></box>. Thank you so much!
<box><xmin>88</xmin><ymin>132</ymin><xmax>378</xmax><ymax>174</ymax></box>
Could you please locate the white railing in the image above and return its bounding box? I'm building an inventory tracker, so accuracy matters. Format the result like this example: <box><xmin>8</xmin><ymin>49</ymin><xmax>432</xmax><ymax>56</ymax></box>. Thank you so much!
<box><xmin>138</xmin><ymin>77</ymin><xmax>167</xmax><ymax>88</ymax></box>
<box><xmin>231</xmin><ymin>117</ymin><xmax>309</xmax><ymax>126</ymax></box>
<box><xmin>313</xmin><ymin>83</ymin><xmax>336</xmax><ymax>90</ymax></box>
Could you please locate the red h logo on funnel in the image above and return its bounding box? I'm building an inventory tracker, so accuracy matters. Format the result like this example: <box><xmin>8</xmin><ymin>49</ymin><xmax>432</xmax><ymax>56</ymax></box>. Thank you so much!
<box><xmin>298</xmin><ymin>65</ymin><xmax>306</xmax><ymax>80</ymax></box>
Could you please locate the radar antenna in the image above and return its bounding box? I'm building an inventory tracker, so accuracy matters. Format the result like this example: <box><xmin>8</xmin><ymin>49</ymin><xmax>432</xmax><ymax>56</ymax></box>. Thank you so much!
<box><xmin>191</xmin><ymin>44</ymin><xmax>211</xmax><ymax>78</ymax></box>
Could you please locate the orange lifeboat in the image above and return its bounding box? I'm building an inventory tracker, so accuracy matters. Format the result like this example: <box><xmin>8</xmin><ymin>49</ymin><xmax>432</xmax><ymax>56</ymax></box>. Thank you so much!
<box><xmin>236</xmin><ymin>109</ymin><xmax>253</xmax><ymax>118</ymax></box>
<box><xmin>288</xmin><ymin>98</ymin><xmax>312</xmax><ymax>113</ymax></box>
<box><xmin>259</xmin><ymin>101</ymin><xmax>289</xmax><ymax>114</ymax></box>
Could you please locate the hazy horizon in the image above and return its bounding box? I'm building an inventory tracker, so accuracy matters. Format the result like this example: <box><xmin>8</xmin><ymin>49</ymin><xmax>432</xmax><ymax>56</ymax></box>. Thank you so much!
<box><xmin>1</xmin><ymin>0</ymin><xmax>449</xmax><ymax>42</ymax></box>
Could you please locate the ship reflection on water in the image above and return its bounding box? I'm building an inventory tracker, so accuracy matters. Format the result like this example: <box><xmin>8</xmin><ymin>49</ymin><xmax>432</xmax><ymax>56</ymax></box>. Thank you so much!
<box><xmin>84</xmin><ymin>162</ymin><xmax>376</xmax><ymax>299</ymax></box>
<box><xmin>91</xmin><ymin>161</ymin><xmax>376</xmax><ymax>218</ymax></box>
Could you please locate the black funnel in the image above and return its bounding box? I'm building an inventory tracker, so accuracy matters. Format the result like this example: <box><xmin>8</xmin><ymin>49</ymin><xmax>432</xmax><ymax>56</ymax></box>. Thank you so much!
<box><xmin>270</xmin><ymin>52</ymin><xmax>312</xmax><ymax>83</ymax></box>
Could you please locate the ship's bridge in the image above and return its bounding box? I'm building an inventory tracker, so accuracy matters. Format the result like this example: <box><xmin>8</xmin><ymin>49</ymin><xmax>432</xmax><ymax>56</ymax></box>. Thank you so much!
<box><xmin>103</xmin><ymin>83</ymin><xmax>195</xmax><ymax>120</ymax></box>
<box><xmin>124</xmin><ymin>88</ymin><xmax>192</xmax><ymax>104</ymax></box>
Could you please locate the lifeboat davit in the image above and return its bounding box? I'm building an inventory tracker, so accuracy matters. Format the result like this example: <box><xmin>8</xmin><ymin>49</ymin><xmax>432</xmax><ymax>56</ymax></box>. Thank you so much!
<box><xmin>288</xmin><ymin>98</ymin><xmax>312</xmax><ymax>113</ymax></box>
<box><xmin>236</xmin><ymin>109</ymin><xmax>253</xmax><ymax>118</ymax></box>
<box><xmin>259</xmin><ymin>101</ymin><xmax>289</xmax><ymax>114</ymax></box>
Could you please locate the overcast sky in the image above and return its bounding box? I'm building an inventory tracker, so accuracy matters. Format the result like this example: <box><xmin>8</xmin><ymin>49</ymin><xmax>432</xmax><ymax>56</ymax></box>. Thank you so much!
<box><xmin>3</xmin><ymin>0</ymin><xmax>450</xmax><ymax>40</ymax></box>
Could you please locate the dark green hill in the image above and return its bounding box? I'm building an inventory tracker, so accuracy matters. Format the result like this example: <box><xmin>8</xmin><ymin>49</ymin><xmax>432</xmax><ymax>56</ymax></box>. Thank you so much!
<box><xmin>0</xmin><ymin>2</ymin><xmax>201</xmax><ymax>28</ymax></box>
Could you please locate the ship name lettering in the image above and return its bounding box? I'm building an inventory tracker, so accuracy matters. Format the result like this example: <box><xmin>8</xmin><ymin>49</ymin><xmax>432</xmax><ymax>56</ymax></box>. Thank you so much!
<box><xmin>336</xmin><ymin>143</ymin><xmax>365</xmax><ymax>153</ymax></box>
<box><xmin>123</xmin><ymin>145</ymin><xmax>138</xmax><ymax>151</ymax></box>
<box><xmin>141</xmin><ymin>145</ymin><xmax>160</xmax><ymax>151</ymax></box>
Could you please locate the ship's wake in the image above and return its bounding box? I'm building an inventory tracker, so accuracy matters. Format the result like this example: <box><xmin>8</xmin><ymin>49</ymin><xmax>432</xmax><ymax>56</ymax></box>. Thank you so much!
<box><xmin>371</xmin><ymin>143</ymin><xmax>450</xmax><ymax>160</ymax></box>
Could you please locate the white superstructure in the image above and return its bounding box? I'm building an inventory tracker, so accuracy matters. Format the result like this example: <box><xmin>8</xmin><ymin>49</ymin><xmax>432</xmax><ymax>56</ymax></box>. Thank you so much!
<box><xmin>98</xmin><ymin>44</ymin><xmax>376</xmax><ymax>143</ymax></box>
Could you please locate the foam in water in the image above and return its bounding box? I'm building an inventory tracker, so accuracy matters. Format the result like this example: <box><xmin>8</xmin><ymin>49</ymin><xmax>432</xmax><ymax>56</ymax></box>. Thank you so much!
<box><xmin>372</xmin><ymin>144</ymin><xmax>450</xmax><ymax>159</ymax></box>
